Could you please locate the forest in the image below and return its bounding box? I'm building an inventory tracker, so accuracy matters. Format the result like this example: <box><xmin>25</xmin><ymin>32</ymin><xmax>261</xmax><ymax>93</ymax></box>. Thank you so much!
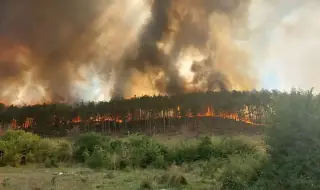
<box><xmin>0</xmin><ymin>90</ymin><xmax>277</xmax><ymax>136</ymax></box>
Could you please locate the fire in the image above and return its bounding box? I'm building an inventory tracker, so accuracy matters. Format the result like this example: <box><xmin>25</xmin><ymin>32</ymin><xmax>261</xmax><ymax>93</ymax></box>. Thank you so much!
<box><xmin>9</xmin><ymin>105</ymin><xmax>257</xmax><ymax>130</ymax></box>
<box><xmin>72</xmin><ymin>116</ymin><xmax>81</xmax><ymax>123</ymax></box>
<box><xmin>177</xmin><ymin>106</ymin><xmax>257</xmax><ymax>125</ymax></box>
<box><xmin>11</xmin><ymin>117</ymin><xmax>34</xmax><ymax>129</ymax></box>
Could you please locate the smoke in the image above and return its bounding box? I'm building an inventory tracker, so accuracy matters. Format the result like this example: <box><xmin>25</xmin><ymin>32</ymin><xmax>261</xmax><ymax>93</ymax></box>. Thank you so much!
<box><xmin>113</xmin><ymin>0</ymin><xmax>255</xmax><ymax>97</ymax></box>
<box><xmin>0</xmin><ymin>0</ymin><xmax>256</xmax><ymax>105</ymax></box>
<box><xmin>250</xmin><ymin>0</ymin><xmax>320</xmax><ymax>91</ymax></box>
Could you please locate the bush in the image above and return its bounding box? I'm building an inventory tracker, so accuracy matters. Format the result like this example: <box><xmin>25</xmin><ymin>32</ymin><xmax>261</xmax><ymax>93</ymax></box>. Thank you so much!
<box><xmin>56</xmin><ymin>139</ymin><xmax>73</xmax><ymax>162</ymax></box>
<box><xmin>127</xmin><ymin>135</ymin><xmax>169</xmax><ymax>169</ymax></box>
<box><xmin>216</xmin><ymin>137</ymin><xmax>259</xmax><ymax>157</ymax></box>
<box><xmin>35</xmin><ymin>138</ymin><xmax>59</xmax><ymax>162</ymax></box>
<box><xmin>167</xmin><ymin>136</ymin><xmax>261</xmax><ymax>166</ymax></box>
<box><xmin>0</xmin><ymin>130</ymin><xmax>73</xmax><ymax>167</ymax></box>
<box><xmin>0</xmin><ymin>130</ymin><xmax>40</xmax><ymax>166</ymax></box>
<box><xmin>44</xmin><ymin>157</ymin><xmax>58</xmax><ymax>168</ymax></box>
<box><xmin>168</xmin><ymin>141</ymin><xmax>198</xmax><ymax>164</ymax></box>
<box><xmin>84</xmin><ymin>146</ymin><xmax>107</xmax><ymax>169</ymax></box>
<box><xmin>73</xmin><ymin>132</ymin><xmax>110</xmax><ymax>162</ymax></box>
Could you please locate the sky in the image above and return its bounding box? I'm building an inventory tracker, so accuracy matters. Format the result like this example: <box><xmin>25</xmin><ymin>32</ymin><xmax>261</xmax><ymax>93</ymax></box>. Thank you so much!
<box><xmin>249</xmin><ymin>0</ymin><xmax>320</xmax><ymax>91</ymax></box>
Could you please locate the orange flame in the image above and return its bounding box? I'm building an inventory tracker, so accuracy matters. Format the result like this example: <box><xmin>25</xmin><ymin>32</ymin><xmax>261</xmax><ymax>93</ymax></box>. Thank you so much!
<box><xmin>9</xmin><ymin>105</ymin><xmax>258</xmax><ymax>130</ymax></box>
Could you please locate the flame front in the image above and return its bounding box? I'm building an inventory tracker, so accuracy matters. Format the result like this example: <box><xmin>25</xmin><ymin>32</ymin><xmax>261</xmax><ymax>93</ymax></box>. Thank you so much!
<box><xmin>10</xmin><ymin>105</ymin><xmax>258</xmax><ymax>130</ymax></box>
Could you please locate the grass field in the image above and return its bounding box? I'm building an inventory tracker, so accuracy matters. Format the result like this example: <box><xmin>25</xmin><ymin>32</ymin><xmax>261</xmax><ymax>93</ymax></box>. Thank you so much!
<box><xmin>0</xmin><ymin>165</ymin><xmax>218</xmax><ymax>190</ymax></box>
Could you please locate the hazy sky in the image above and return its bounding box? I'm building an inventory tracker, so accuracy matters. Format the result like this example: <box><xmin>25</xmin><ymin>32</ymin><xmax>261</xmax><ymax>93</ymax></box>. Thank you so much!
<box><xmin>249</xmin><ymin>0</ymin><xmax>320</xmax><ymax>91</ymax></box>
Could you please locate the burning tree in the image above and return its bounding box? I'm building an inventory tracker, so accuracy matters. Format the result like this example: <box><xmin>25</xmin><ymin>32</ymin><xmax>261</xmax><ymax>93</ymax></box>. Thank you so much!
<box><xmin>0</xmin><ymin>90</ymin><xmax>274</xmax><ymax>136</ymax></box>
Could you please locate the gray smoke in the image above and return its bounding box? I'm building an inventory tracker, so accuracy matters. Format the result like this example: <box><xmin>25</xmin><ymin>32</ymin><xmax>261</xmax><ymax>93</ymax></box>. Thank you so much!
<box><xmin>0</xmin><ymin>0</ymin><xmax>256</xmax><ymax>104</ymax></box>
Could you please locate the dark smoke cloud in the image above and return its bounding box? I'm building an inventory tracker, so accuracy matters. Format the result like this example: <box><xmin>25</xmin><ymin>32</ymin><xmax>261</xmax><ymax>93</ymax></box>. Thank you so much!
<box><xmin>0</xmin><ymin>0</ymin><xmax>110</xmax><ymax>103</ymax></box>
<box><xmin>0</xmin><ymin>0</ymin><xmax>256</xmax><ymax>104</ymax></box>
<box><xmin>113</xmin><ymin>0</ymin><xmax>254</xmax><ymax>97</ymax></box>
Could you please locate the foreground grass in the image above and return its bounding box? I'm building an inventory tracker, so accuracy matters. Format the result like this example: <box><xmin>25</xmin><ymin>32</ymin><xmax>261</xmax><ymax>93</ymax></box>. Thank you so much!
<box><xmin>0</xmin><ymin>165</ymin><xmax>216</xmax><ymax>190</ymax></box>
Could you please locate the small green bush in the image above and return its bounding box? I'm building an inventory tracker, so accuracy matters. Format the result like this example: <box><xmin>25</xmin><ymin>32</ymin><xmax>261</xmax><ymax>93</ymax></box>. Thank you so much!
<box><xmin>168</xmin><ymin>141</ymin><xmax>198</xmax><ymax>164</ymax></box>
<box><xmin>56</xmin><ymin>139</ymin><xmax>73</xmax><ymax>162</ymax></box>
<box><xmin>127</xmin><ymin>135</ymin><xmax>169</xmax><ymax>169</ymax></box>
<box><xmin>73</xmin><ymin>132</ymin><xmax>110</xmax><ymax>162</ymax></box>
<box><xmin>44</xmin><ymin>157</ymin><xmax>58</xmax><ymax>168</ymax></box>
<box><xmin>35</xmin><ymin>138</ymin><xmax>59</xmax><ymax>162</ymax></box>
<box><xmin>0</xmin><ymin>130</ymin><xmax>73</xmax><ymax>167</ymax></box>
<box><xmin>217</xmin><ymin>137</ymin><xmax>258</xmax><ymax>156</ymax></box>
<box><xmin>0</xmin><ymin>130</ymin><xmax>40</xmax><ymax>166</ymax></box>
<box><xmin>85</xmin><ymin>146</ymin><xmax>107</xmax><ymax>169</ymax></box>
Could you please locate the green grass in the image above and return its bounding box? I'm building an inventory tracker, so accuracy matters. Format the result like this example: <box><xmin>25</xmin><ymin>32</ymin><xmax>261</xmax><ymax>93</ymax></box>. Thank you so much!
<box><xmin>0</xmin><ymin>165</ymin><xmax>216</xmax><ymax>190</ymax></box>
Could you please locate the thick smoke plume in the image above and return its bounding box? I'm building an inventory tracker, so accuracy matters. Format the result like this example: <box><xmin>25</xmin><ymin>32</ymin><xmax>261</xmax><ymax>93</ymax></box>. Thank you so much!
<box><xmin>0</xmin><ymin>0</ymin><xmax>256</xmax><ymax>105</ymax></box>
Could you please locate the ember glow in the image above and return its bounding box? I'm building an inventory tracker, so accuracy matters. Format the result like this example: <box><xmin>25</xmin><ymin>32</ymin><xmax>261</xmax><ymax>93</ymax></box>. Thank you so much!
<box><xmin>11</xmin><ymin>105</ymin><xmax>258</xmax><ymax>130</ymax></box>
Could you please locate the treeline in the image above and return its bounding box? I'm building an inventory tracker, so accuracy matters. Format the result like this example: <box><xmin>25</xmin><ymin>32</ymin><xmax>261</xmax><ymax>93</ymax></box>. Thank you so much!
<box><xmin>0</xmin><ymin>90</ymin><xmax>277</xmax><ymax>136</ymax></box>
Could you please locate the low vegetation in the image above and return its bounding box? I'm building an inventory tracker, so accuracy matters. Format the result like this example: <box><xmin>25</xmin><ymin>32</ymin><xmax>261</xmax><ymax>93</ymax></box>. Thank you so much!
<box><xmin>0</xmin><ymin>130</ymin><xmax>267</xmax><ymax>189</ymax></box>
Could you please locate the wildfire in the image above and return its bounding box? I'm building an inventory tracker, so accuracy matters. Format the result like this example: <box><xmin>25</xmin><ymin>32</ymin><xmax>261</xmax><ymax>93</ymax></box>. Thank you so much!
<box><xmin>9</xmin><ymin>105</ymin><xmax>257</xmax><ymax>130</ymax></box>
<box><xmin>177</xmin><ymin>106</ymin><xmax>256</xmax><ymax>125</ymax></box>
<box><xmin>72</xmin><ymin>116</ymin><xmax>81</xmax><ymax>123</ymax></box>
<box><xmin>91</xmin><ymin>115</ymin><xmax>124</xmax><ymax>123</ymax></box>
<box><xmin>11</xmin><ymin>117</ymin><xmax>34</xmax><ymax>129</ymax></box>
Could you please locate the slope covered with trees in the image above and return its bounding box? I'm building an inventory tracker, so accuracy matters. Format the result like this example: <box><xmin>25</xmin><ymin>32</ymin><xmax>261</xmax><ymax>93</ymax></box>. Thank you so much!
<box><xmin>0</xmin><ymin>90</ymin><xmax>276</xmax><ymax>136</ymax></box>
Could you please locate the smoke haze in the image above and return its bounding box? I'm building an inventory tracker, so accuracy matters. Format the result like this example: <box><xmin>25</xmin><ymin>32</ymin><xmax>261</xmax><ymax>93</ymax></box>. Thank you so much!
<box><xmin>4</xmin><ymin>0</ymin><xmax>316</xmax><ymax>105</ymax></box>
<box><xmin>249</xmin><ymin>0</ymin><xmax>320</xmax><ymax>91</ymax></box>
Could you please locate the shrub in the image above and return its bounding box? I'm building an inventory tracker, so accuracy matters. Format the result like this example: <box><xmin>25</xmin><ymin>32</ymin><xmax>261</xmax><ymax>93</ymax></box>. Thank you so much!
<box><xmin>26</xmin><ymin>152</ymin><xmax>36</xmax><ymax>163</ymax></box>
<box><xmin>1</xmin><ymin>130</ymin><xmax>40</xmax><ymax>153</ymax></box>
<box><xmin>84</xmin><ymin>146</ymin><xmax>107</xmax><ymax>169</ymax></box>
<box><xmin>56</xmin><ymin>139</ymin><xmax>73</xmax><ymax>162</ymax></box>
<box><xmin>0</xmin><ymin>130</ymin><xmax>73</xmax><ymax>166</ymax></box>
<box><xmin>216</xmin><ymin>137</ymin><xmax>259</xmax><ymax>157</ymax></box>
<box><xmin>73</xmin><ymin>132</ymin><xmax>110</xmax><ymax>162</ymax></box>
<box><xmin>167</xmin><ymin>136</ymin><xmax>261</xmax><ymax>166</ymax></box>
<box><xmin>168</xmin><ymin>141</ymin><xmax>198</xmax><ymax>164</ymax></box>
<box><xmin>197</xmin><ymin>136</ymin><xmax>219</xmax><ymax>160</ymax></box>
<box><xmin>35</xmin><ymin>138</ymin><xmax>59</xmax><ymax>162</ymax></box>
<box><xmin>44</xmin><ymin>157</ymin><xmax>58</xmax><ymax>168</ymax></box>
<box><xmin>127</xmin><ymin>135</ymin><xmax>169</xmax><ymax>168</ymax></box>
<box><xmin>0</xmin><ymin>130</ymin><xmax>40</xmax><ymax>166</ymax></box>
